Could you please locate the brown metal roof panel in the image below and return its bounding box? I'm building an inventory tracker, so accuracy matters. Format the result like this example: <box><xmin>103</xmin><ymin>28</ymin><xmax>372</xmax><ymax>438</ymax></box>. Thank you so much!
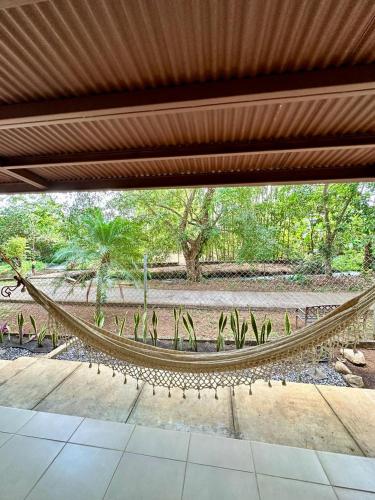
<box><xmin>0</xmin><ymin>0</ymin><xmax>375</xmax><ymax>104</ymax></box>
<box><xmin>31</xmin><ymin>147</ymin><xmax>375</xmax><ymax>183</ymax></box>
<box><xmin>0</xmin><ymin>94</ymin><xmax>375</xmax><ymax>156</ymax></box>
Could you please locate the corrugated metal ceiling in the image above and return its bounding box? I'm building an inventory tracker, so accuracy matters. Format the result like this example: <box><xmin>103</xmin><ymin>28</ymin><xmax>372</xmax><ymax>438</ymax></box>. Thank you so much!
<box><xmin>33</xmin><ymin>148</ymin><xmax>375</xmax><ymax>182</ymax></box>
<box><xmin>0</xmin><ymin>0</ymin><xmax>374</xmax><ymax>104</ymax></box>
<box><xmin>0</xmin><ymin>94</ymin><xmax>374</xmax><ymax>157</ymax></box>
<box><xmin>0</xmin><ymin>0</ymin><xmax>374</xmax><ymax>191</ymax></box>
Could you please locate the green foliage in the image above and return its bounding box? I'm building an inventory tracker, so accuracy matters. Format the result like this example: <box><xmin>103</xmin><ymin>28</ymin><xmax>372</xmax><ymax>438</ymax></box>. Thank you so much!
<box><xmin>284</xmin><ymin>312</ymin><xmax>292</xmax><ymax>336</ymax></box>
<box><xmin>4</xmin><ymin>236</ymin><xmax>27</xmax><ymax>261</ymax></box>
<box><xmin>114</xmin><ymin>314</ymin><xmax>127</xmax><ymax>337</ymax></box>
<box><xmin>50</xmin><ymin>324</ymin><xmax>59</xmax><ymax>349</ymax></box>
<box><xmin>332</xmin><ymin>252</ymin><xmax>364</xmax><ymax>272</ymax></box>
<box><xmin>37</xmin><ymin>325</ymin><xmax>47</xmax><ymax>348</ymax></box>
<box><xmin>17</xmin><ymin>312</ymin><xmax>24</xmax><ymax>345</ymax></box>
<box><xmin>54</xmin><ymin>208</ymin><xmax>142</xmax><ymax>314</ymax></box>
<box><xmin>230</xmin><ymin>309</ymin><xmax>248</xmax><ymax>349</ymax></box>
<box><xmin>149</xmin><ymin>310</ymin><xmax>158</xmax><ymax>346</ymax></box>
<box><xmin>94</xmin><ymin>310</ymin><xmax>105</xmax><ymax>328</ymax></box>
<box><xmin>173</xmin><ymin>306</ymin><xmax>183</xmax><ymax>350</ymax></box>
<box><xmin>182</xmin><ymin>311</ymin><xmax>198</xmax><ymax>352</ymax></box>
<box><xmin>249</xmin><ymin>311</ymin><xmax>272</xmax><ymax>345</ymax></box>
<box><xmin>142</xmin><ymin>311</ymin><xmax>148</xmax><ymax>343</ymax></box>
<box><xmin>216</xmin><ymin>312</ymin><xmax>227</xmax><ymax>352</ymax></box>
<box><xmin>133</xmin><ymin>310</ymin><xmax>140</xmax><ymax>341</ymax></box>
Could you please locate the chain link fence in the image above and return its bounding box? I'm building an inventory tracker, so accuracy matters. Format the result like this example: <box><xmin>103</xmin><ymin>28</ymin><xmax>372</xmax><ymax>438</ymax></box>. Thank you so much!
<box><xmin>0</xmin><ymin>254</ymin><xmax>374</xmax><ymax>351</ymax></box>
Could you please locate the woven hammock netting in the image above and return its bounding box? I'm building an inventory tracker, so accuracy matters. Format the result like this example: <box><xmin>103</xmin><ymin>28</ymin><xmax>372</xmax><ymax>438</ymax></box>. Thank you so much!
<box><xmin>8</xmin><ymin>274</ymin><xmax>374</xmax><ymax>397</ymax></box>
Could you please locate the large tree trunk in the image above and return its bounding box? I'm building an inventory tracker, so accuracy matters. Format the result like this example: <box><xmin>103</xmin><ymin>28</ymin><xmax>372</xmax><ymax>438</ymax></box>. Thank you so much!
<box><xmin>182</xmin><ymin>239</ymin><xmax>202</xmax><ymax>282</ymax></box>
<box><xmin>364</xmin><ymin>242</ymin><xmax>374</xmax><ymax>271</ymax></box>
<box><xmin>184</xmin><ymin>253</ymin><xmax>201</xmax><ymax>282</ymax></box>
<box><xmin>322</xmin><ymin>244</ymin><xmax>333</xmax><ymax>276</ymax></box>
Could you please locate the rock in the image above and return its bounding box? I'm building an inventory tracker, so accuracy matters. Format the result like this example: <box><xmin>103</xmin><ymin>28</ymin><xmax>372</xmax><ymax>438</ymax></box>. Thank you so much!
<box><xmin>334</xmin><ymin>361</ymin><xmax>352</xmax><ymax>375</ymax></box>
<box><xmin>343</xmin><ymin>374</ymin><xmax>364</xmax><ymax>388</ymax></box>
<box><xmin>305</xmin><ymin>366</ymin><xmax>327</xmax><ymax>381</ymax></box>
<box><xmin>340</xmin><ymin>348</ymin><xmax>366</xmax><ymax>366</ymax></box>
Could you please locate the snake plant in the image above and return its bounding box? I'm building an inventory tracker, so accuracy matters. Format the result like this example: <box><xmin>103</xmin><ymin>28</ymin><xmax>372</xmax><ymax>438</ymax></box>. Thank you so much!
<box><xmin>250</xmin><ymin>311</ymin><xmax>272</xmax><ymax>345</ymax></box>
<box><xmin>182</xmin><ymin>311</ymin><xmax>197</xmax><ymax>352</ymax></box>
<box><xmin>173</xmin><ymin>306</ymin><xmax>183</xmax><ymax>350</ymax></box>
<box><xmin>284</xmin><ymin>311</ymin><xmax>292</xmax><ymax>335</ymax></box>
<box><xmin>230</xmin><ymin>309</ymin><xmax>248</xmax><ymax>349</ymax></box>
<box><xmin>17</xmin><ymin>312</ymin><xmax>24</xmax><ymax>345</ymax></box>
<box><xmin>94</xmin><ymin>310</ymin><xmax>105</xmax><ymax>328</ymax></box>
<box><xmin>115</xmin><ymin>314</ymin><xmax>127</xmax><ymax>337</ymax></box>
<box><xmin>133</xmin><ymin>310</ymin><xmax>140</xmax><ymax>341</ymax></box>
<box><xmin>216</xmin><ymin>312</ymin><xmax>227</xmax><ymax>352</ymax></box>
<box><xmin>149</xmin><ymin>310</ymin><xmax>158</xmax><ymax>346</ymax></box>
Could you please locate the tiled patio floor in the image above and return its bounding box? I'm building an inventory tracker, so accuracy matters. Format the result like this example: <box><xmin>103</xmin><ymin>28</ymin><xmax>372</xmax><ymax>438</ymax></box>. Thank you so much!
<box><xmin>0</xmin><ymin>404</ymin><xmax>375</xmax><ymax>500</ymax></box>
<box><xmin>1</xmin><ymin>357</ymin><xmax>375</xmax><ymax>458</ymax></box>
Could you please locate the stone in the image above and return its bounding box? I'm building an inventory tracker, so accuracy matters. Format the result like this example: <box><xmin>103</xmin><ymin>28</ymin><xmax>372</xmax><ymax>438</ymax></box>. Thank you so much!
<box><xmin>343</xmin><ymin>374</ymin><xmax>364</xmax><ymax>388</ymax></box>
<box><xmin>340</xmin><ymin>349</ymin><xmax>366</xmax><ymax>366</ymax></box>
<box><xmin>306</xmin><ymin>367</ymin><xmax>327</xmax><ymax>381</ymax></box>
<box><xmin>334</xmin><ymin>361</ymin><xmax>352</xmax><ymax>375</ymax></box>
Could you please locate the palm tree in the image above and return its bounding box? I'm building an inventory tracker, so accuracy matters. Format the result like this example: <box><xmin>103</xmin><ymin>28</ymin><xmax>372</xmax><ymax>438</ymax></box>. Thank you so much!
<box><xmin>54</xmin><ymin>209</ymin><xmax>142</xmax><ymax>314</ymax></box>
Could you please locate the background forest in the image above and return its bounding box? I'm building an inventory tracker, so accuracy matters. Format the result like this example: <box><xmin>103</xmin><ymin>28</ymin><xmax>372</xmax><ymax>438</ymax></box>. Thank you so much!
<box><xmin>0</xmin><ymin>183</ymin><xmax>374</xmax><ymax>279</ymax></box>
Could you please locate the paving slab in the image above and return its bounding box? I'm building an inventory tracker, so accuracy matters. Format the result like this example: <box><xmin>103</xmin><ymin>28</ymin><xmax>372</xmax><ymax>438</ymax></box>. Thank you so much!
<box><xmin>233</xmin><ymin>381</ymin><xmax>363</xmax><ymax>455</ymax></box>
<box><xmin>35</xmin><ymin>363</ymin><xmax>140</xmax><ymax>422</ymax></box>
<box><xmin>0</xmin><ymin>356</ymin><xmax>37</xmax><ymax>385</ymax></box>
<box><xmin>127</xmin><ymin>383</ymin><xmax>234</xmax><ymax>437</ymax></box>
<box><xmin>0</xmin><ymin>360</ymin><xmax>10</xmax><ymax>371</ymax></box>
<box><xmin>317</xmin><ymin>385</ymin><xmax>375</xmax><ymax>457</ymax></box>
<box><xmin>0</xmin><ymin>358</ymin><xmax>80</xmax><ymax>409</ymax></box>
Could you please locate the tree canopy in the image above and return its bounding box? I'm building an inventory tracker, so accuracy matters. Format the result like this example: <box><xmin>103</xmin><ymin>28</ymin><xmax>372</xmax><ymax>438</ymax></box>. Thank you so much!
<box><xmin>0</xmin><ymin>183</ymin><xmax>374</xmax><ymax>278</ymax></box>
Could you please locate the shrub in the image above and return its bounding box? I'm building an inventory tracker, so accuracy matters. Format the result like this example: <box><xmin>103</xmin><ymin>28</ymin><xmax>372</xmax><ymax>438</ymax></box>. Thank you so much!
<box><xmin>332</xmin><ymin>252</ymin><xmax>363</xmax><ymax>272</ymax></box>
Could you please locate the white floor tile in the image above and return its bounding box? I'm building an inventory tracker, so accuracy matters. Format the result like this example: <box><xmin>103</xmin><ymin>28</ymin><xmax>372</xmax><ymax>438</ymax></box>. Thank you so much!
<box><xmin>18</xmin><ymin>411</ymin><xmax>83</xmax><ymax>441</ymax></box>
<box><xmin>335</xmin><ymin>488</ymin><xmax>375</xmax><ymax>499</ymax></box>
<box><xmin>183</xmin><ymin>462</ymin><xmax>259</xmax><ymax>500</ymax></box>
<box><xmin>189</xmin><ymin>432</ymin><xmax>253</xmax><ymax>472</ymax></box>
<box><xmin>126</xmin><ymin>424</ymin><xmax>190</xmax><ymax>460</ymax></box>
<box><xmin>69</xmin><ymin>417</ymin><xmax>134</xmax><ymax>450</ymax></box>
<box><xmin>0</xmin><ymin>405</ymin><xmax>35</xmax><ymax>433</ymax></box>
<box><xmin>257</xmin><ymin>474</ymin><xmax>337</xmax><ymax>500</ymax></box>
<box><xmin>27</xmin><ymin>443</ymin><xmax>122</xmax><ymax>500</ymax></box>
<box><xmin>0</xmin><ymin>434</ymin><xmax>63</xmax><ymax>500</ymax></box>
<box><xmin>104</xmin><ymin>452</ymin><xmax>185</xmax><ymax>500</ymax></box>
<box><xmin>252</xmin><ymin>441</ymin><xmax>329</xmax><ymax>484</ymax></box>
<box><xmin>318</xmin><ymin>451</ymin><xmax>375</xmax><ymax>491</ymax></box>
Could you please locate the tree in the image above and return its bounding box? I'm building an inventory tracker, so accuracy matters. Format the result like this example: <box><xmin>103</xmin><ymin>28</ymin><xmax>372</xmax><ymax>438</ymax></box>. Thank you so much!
<box><xmin>4</xmin><ymin>236</ymin><xmax>27</xmax><ymax>262</ymax></box>
<box><xmin>319</xmin><ymin>184</ymin><xmax>361</xmax><ymax>275</ymax></box>
<box><xmin>55</xmin><ymin>208</ymin><xmax>142</xmax><ymax>313</ymax></box>
<box><xmin>156</xmin><ymin>188</ymin><xmax>221</xmax><ymax>281</ymax></box>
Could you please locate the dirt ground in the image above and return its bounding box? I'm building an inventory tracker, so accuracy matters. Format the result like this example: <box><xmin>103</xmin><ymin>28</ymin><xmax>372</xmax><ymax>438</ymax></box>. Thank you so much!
<box><xmin>0</xmin><ymin>302</ymin><xmax>302</xmax><ymax>342</ymax></box>
<box><xmin>346</xmin><ymin>349</ymin><xmax>375</xmax><ymax>389</ymax></box>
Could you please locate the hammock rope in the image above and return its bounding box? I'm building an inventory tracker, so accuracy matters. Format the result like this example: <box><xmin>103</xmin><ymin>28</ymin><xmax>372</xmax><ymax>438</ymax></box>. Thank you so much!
<box><xmin>3</xmin><ymin>272</ymin><xmax>373</xmax><ymax>395</ymax></box>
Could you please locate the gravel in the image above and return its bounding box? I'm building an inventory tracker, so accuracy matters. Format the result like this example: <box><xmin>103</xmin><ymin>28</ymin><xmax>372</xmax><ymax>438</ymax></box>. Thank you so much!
<box><xmin>56</xmin><ymin>344</ymin><xmax>347</xmax><ymax>387</ymax></box>
<box><xmin>0</xmin><ymin>346</ymin><xmax>41</xmax><ymax>360</ymax></box>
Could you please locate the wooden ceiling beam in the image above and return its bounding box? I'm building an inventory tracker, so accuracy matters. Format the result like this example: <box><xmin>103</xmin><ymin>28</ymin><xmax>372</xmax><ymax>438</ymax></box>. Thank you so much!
<box><xmin>3</xmin><ymin>134</ymin><xmax>375</xmax><ymax>170</ymax></box>
<box><xmin>0</xmin><ymin>64</ymin><xmax>374</xmax><ymax>130</ymax></box>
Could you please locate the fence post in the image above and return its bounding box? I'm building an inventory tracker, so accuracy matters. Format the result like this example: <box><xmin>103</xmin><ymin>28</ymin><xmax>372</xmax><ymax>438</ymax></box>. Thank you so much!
<box><xmin>143</xmin><ymin>254</ymin><xmax>148</xmax><ymax>312</ymax></box>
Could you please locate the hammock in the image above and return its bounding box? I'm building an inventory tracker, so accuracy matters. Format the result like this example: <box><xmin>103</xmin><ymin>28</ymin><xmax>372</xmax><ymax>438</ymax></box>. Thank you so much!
<box><xmin>5</xmin><ymin>273</ymin><xmax>373</xmax><ymax>397</ymax></box>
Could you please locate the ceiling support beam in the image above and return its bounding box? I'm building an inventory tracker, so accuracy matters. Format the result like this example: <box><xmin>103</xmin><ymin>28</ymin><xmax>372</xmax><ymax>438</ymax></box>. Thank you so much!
<box><xmin>3</xmin><ymin>134</ymin><xmax>375</xmax><ymax>170</ymax></box>
<box><xmin>2</xmin><ymin>168</ymin><xmax>48</xmax><ymax>189</ymax></box>
<box><xmin>0</xmin><ymin>165</ymin><xmax>372</xmax><ymax>194</ymax></box>
<box><xmin>0</xmin><ymin>64</ymin><xmax>374</xmax><ymax>130</ymax></box>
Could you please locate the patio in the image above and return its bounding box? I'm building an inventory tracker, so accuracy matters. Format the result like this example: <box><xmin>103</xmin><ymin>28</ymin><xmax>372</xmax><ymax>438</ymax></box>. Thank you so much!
<box><xmin>1</xmin><ymin>402</ymin><xmax>375</xmax><ymax>499</ymax></box>
<box><xmin>0</xmin><ymin>357</ymin><xmax>375</xmax><ymax>458</ymax></box>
